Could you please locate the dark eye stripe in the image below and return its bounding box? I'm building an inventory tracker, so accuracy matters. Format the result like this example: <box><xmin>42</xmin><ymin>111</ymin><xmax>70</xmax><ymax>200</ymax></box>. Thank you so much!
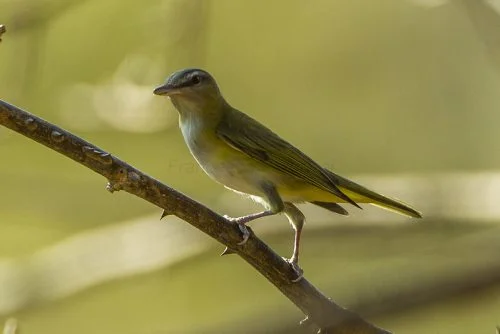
<box><xmin>167</xmin><ymin>70</ymin><xmax>206</xmax><ymax>89</ymax></box>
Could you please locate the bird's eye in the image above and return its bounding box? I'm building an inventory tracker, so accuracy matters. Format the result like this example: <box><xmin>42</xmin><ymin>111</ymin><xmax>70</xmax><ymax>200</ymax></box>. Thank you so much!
<box><xmin>191</xmin><ymin>75</ymin><xmax>201</xmax><ymax>85</ymax></box>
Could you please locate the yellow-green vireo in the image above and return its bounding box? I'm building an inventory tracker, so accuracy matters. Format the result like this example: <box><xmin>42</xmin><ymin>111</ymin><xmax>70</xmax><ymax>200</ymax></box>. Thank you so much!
<box><xmin>154</xmin><ymin>68</ymin><xmax>421</xmax><ymax>280</ymax></box>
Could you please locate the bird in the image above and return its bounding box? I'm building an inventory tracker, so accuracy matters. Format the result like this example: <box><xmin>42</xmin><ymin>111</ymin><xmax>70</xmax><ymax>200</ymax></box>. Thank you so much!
<box><xmin>154</xmin><ymin>68</ymin><xmax>422</xmax><ymax>281</ymax></box>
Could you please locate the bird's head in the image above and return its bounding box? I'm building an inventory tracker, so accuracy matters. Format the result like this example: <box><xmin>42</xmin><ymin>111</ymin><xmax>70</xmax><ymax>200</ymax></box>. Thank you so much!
<box><xmin>154</xmin><ymin>68</ymin><xmax>226</xmax><ymax>114</ymax></box>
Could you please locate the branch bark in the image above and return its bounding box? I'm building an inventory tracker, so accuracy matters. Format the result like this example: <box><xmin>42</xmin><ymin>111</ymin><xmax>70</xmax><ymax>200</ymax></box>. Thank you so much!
<box><xmin>0</xmin><ymin>98</ymin><xmax>390</xmax><ymax>334</ymax></box>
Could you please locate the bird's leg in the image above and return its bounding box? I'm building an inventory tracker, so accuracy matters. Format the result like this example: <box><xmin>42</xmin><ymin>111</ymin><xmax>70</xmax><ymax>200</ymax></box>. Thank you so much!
<box><xmin>225</xmin><ymin>210</ymin><xmax>276</xmax><ymax>225</ymax></box>
<box><xmin>284</xmin><ymin>202</ymin><xmax>305</xmax><ymax>282</ymax></box>
<box><xmin>224</xmin><ymin>182</ymin><xmax>284</xmax><ymax>246</ymax></box>
<box><xmin>224</xmin><ymin>210</ymin><xmax>276</xmax><ymax>245</ymax></box>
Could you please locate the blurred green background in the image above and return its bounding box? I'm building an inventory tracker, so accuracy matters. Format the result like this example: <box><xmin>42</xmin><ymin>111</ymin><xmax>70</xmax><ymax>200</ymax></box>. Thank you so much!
<box><xmin>1</xmin><ymin>0</ymin><xmax>500</xmax><ymax>333</ymax></box>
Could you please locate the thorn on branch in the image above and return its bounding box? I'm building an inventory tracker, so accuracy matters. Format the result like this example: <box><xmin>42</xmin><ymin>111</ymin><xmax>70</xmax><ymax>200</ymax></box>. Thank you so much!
<box><xmin>220</xmin><ymin>247</ymin><xmax>235</xmax><ymax>256</ymax></box>
<box><xmin>160</xmin><ymin>209</ymin><xmax>169</xmax><ymax>220</ymax></box>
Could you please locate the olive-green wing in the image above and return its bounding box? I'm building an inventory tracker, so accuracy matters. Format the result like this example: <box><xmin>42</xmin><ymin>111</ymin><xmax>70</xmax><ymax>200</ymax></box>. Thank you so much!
<box><xmin>216</xmin><ymin>109</ymin><xmax>360</xmax><ymax>208</ymax></box>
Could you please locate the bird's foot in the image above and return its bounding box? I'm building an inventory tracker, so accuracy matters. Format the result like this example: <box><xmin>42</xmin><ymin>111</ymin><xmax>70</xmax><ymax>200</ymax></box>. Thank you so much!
<box><xmin>223</xmin><ymin>215</ymin><xmax>251</xmax><ymax>245</ymax></box>
<box><xmin>284</xmin><ymin>257</ymin><xmax>304</xmax><ymax>283</ymax></box>
<box><xmin>236</xmin><ymin>224</ymin><xmax>250</xmax><ymax>245</ymax></box>
<box><xmin>223</xmin><ymin>215</ymin><xmax>248</xmax><ymax>224</ymax></box>
<box><xmin>223</xmin><ymin>214</ymin><xmax>236</xmax><ymax>222</ymax></box>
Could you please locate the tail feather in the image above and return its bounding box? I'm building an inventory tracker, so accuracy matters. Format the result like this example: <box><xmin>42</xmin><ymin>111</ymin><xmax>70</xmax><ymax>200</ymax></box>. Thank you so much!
<box><xmin>311</xmin><ymin>201</ymin><xmax>349</xmax><ymax>216</ymax></box>
<box><xmin>325</xmin><ymin>170</ymin><xmax>422</xmax><ymax>218</ymax></box>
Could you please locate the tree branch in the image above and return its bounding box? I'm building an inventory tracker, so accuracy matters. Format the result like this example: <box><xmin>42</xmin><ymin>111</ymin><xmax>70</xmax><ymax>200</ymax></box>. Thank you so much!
<box><xmin>0</xmin><ymin>25</ymin><xmax>5</xmax><ymax>42</ymax></box>
<box><xmin>0</xmin><ymin>98</ymin><xmax>389</xmax><ymax>334</ymax></box>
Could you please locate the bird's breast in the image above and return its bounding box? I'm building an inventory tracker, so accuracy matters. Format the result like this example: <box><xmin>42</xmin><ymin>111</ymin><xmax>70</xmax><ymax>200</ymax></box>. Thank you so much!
<box><xmin>179</xmin><ymin>118</ymin><xmax>270</xmax><ymax>196</ymax></box>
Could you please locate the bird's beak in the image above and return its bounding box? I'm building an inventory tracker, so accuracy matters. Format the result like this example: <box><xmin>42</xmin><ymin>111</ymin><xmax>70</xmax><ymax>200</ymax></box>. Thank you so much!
<box><xmin>153</xmin><ymin>83</ymin><xmax>179</xmax><ymax>96</ymax></box>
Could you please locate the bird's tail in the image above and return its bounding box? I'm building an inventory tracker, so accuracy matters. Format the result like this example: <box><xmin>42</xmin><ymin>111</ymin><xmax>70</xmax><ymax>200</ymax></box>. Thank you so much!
<box><xmin>325</xmin><ymin>170</ymin><xmax>422</xmax><ymax>218</ymax></box>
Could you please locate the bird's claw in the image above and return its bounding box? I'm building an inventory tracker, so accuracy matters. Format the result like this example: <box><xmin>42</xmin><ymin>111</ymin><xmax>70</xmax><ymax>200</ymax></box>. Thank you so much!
<box><xmin>284</xmin><ymin>257</ymin><xmax>304</xmax><ymax>283</ymax></box>
<box><xmin>237</xmin><ymin>224</ymin><xmax>250</xmax><ymax>245</ymax></box>
<box><xmin>223</xmin><ymin>215</ymin><xmax>250</xmax><ymax>245</ymax></box>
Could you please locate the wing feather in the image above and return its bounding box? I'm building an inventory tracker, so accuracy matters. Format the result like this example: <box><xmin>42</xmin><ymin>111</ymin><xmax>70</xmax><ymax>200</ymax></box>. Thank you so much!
<box><xmin>216</xmin><ymin>109</ymin><xmax>360</xmax><ymax>208</ymax></box>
